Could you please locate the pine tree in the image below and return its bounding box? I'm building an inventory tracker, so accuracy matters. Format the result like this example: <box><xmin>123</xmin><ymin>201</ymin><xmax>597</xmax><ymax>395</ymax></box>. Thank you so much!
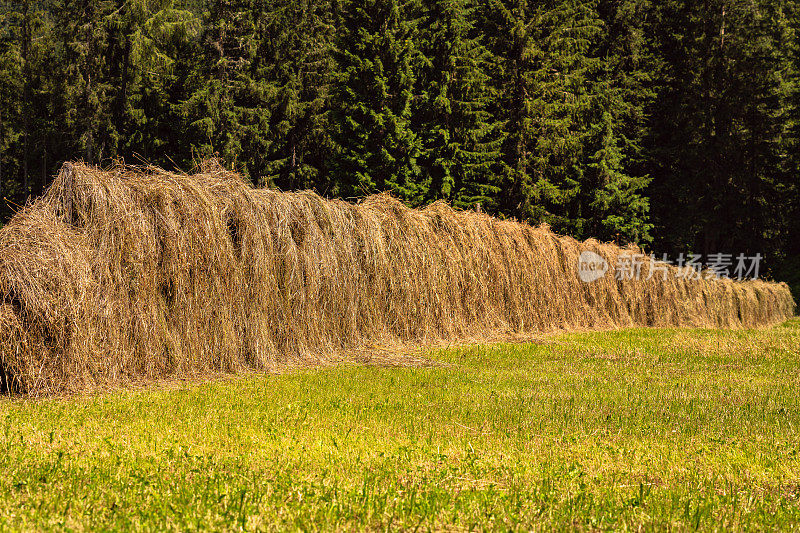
<box><xmin>414</xmin><ymin>0</ymin><xmax>502</xmax><ymax>210</ymax></box>
<box><xmin>329</xmin><ymin>0</ymin><xmax>422</xmax><ymax>202</ymax></box>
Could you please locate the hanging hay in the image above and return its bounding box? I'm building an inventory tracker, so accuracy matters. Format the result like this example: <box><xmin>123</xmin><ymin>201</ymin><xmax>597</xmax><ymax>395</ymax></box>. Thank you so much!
<box><xmin>0</xmin><ymin>162</ymin><xmax>795</xmax><ymax>395</ymax></box>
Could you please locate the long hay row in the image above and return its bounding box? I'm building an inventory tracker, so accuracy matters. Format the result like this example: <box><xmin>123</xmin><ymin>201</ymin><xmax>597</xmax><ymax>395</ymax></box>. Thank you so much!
<box><xmin>0</xmin><ymin>162</ymin><xmax>795</xmax><ymax>395</ymax></box>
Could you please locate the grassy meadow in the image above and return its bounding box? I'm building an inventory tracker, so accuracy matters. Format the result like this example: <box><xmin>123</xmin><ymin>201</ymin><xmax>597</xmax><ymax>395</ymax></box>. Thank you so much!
<box><xmin>2</xmin><ymin>320</ymin><xmax>800</xmax><ymax>531</ymax></box>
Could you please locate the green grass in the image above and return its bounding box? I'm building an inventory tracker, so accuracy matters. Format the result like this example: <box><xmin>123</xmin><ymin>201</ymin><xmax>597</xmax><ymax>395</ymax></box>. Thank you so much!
<box><xmin>2</xmin><ymin>320</ymin><xmax>800</xmax><ymax>531</ymax></box>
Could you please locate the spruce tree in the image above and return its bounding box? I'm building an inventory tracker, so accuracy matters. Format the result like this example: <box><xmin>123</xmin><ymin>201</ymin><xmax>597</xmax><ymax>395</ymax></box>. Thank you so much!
<box><xmin>258</xmin><ymin>0</ymin><xmax>334</xmax><ymax>190</ymax></box>
<box><xmin>50</xmin><ymin>0</ymin><xmax>115</xmax><ymax>166</ymax></box>
<box><xmin>525</xmin><ymin>0</ymin><xmax>605</xmax><ymax>237</ymax></box>
<box><xmin>791</xmin><ymin>0</ymin><xmax>800</xmax><ymax>266</ymax></box>
<box><xmin>2</xmin><ymin>0</ymin><xmax>62</xmax><ymax>196</ymax></box>
<box><xmin>0</xmin><ymin>1</ymin><xmax>23</xmax><ymax>207</ymax></box>
<box><xmin>584</xmin><ymin>0</ymin><xmax>655</xmax><ymax>243</ymax></box>
<box><xmin>182</xmin><ymin>0</ymin><xmax>272</xmax><ymax>182</ymax></box>
<box><xmin>479</xmin><ymin>0</ymin><xmax>537</xmax><ymax>219</ymax></box>
<box><xmin>329</xmin><ymin>0</ymin><xmax>422</xmax><ymax>202</ymax></box>
<box><xmin>482</xmin><ymin>0</ymin><xmax>652</xmax><ymax>241</ymax></box>
<box><xmin>104</xmin><ymin>0</ymin><xmax>200</xmax><ymax>168</ymax></box>
<box><xmin>414</xmin><ymin>0</ymin><xmax>502</xmax><ymax>210</ymax></box>
<box><xmin>646</xmin><ymin>0</ymin><xmax>797</xmax><ymax>259</ymax></box>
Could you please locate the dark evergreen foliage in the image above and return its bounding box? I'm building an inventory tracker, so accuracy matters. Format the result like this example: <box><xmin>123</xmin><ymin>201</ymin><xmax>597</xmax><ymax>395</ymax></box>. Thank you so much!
<box><xmin>0</xmin><ymin>0</ymin><xmax>797</xmax><ymax>290</ymax></box>
<box><xmin>329</xmin><ymin>0</ymin><xmax>421</xmax><ymax>201</ymax></box>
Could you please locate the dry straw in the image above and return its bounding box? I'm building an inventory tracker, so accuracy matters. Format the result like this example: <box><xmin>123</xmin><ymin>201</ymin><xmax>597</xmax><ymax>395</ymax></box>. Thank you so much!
<box><xmin>0</xmin><ymin>162</ymin><xmax>795</xmax><ymax>395</ymax></box>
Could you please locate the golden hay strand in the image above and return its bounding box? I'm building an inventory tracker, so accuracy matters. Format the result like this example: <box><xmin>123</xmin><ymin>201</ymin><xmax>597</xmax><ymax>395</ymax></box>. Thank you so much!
<box><xmin>0</xmin><ymin>162</ymin><xmax>795</xmax><ymax>395</ymax></box>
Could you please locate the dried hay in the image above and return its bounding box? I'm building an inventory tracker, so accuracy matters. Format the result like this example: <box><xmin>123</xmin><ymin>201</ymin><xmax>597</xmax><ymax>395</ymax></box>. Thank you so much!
<box><xmin>0</xmin><ymin>162</ymin><xmax>795</xmax><ymax>395</ymax></box>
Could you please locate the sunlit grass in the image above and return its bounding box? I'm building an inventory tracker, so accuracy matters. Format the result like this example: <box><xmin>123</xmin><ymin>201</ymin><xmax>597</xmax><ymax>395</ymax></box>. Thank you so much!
<box><xmin>1</xmin><ymin>319</ymin><xmax>799</xmax><ymax>530</ymax></box>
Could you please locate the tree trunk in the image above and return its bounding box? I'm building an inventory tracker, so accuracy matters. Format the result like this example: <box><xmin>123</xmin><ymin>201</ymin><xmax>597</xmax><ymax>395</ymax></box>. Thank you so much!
<box><xmin>0</xmin><ymin>106</ymin><xmax>4</xmax><ymax>206</ymax></box>
<box><xmin>41</xmin><ymin>142</ymin><xmax>47</xmax><ymax>195</ymax></box>
<box><xmin>116</xmin><ymin>34</ymin><xmax>131</xmax><ymax>135</ymax></box>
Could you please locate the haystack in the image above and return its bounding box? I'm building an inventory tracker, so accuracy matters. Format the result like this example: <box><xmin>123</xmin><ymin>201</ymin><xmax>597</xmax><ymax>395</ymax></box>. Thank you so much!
<box><xmin>0</xmin><ymin>162</ymin><xmax>795</xmax><ymax>394</ymax></box>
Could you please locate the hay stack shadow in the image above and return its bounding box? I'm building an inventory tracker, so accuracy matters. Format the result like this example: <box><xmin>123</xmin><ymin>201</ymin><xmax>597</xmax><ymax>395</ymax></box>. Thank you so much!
<box><xmin>0</xmin><ymin>162</ymin><xmax>795</xmax><ymax>395</ymax></box>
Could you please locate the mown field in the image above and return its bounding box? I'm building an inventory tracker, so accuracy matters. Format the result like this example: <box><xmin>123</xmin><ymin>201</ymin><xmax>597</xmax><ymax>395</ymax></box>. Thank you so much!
<box><xmin>1</xmin><ymin>320</ymin><xmax>800</xmax><ymax>531</ymax></box>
